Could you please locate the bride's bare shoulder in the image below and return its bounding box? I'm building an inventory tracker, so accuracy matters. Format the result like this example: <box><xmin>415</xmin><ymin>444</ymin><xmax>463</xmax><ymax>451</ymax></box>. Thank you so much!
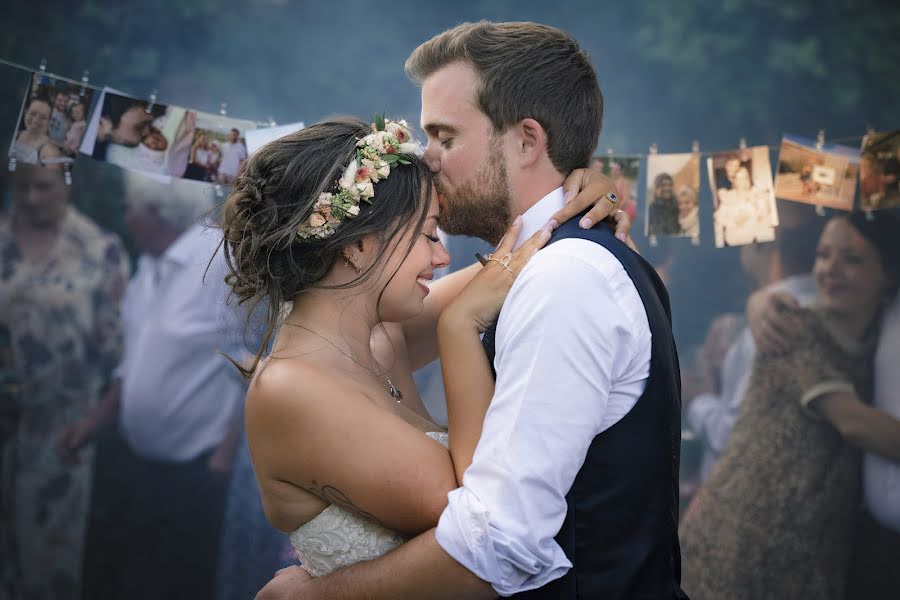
<box><xmin>247</xmin><ymin>358</ymin><xmax>357</xmax><ymax>423</ymax></box>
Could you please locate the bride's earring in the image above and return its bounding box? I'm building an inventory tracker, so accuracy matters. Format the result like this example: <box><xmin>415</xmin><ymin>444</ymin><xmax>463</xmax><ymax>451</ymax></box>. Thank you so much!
<box><xmin>344</xmin><ymin>254</ymin><xmax>362</xmax><ymax>275</ymax></box>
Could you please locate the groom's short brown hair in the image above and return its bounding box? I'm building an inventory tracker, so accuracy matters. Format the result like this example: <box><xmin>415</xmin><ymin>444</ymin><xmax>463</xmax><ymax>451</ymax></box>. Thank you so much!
<box><xmin>406</xmin><ymin>21</ymin><xmax>603</xmax><ymax>174</ymax></box>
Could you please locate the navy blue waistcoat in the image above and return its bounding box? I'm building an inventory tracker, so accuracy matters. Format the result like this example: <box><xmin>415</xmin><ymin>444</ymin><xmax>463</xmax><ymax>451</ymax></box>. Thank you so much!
<box><xmin>482</xmin><ymin>219</ymin><xmax>687</xmax><ymax>600</ymax></box>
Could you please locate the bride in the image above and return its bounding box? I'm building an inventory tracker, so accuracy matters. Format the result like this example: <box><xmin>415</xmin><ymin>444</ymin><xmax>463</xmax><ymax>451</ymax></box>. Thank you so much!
<box><xmin>221</xmin><ymin>116</ymin><xmax>622</xmax><ymax>577</ymax></box>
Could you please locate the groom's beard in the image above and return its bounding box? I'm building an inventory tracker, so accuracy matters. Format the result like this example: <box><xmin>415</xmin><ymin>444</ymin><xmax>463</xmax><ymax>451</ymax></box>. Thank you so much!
<box><xmin>436</xmin><ymin>144</ymin><xmax>512</xmax><ymax>246</ymax></box>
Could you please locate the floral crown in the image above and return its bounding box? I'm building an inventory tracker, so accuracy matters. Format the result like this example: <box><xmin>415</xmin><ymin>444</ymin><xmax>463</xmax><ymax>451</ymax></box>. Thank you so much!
<box><xmin>296</xmin><ymin>115</ymin><xmax>420</xmax><ymax>241</ymax></box>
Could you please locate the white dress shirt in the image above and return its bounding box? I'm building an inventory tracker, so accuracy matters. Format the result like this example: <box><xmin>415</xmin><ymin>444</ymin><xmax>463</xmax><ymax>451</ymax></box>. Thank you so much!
<box><xmin>435</xmin><ymin>187</ymin><xmax>651</xmax><ymax>596</ymax></box>
<box><xmin>686</xmin><ymin>274</ymin><xmax>817</xmax><ymax>480</ymax></box>
<box><xmin>865</xmin><ymin>295</ymin><xmax>900</xmax><ymax>532</ymax></box>
<box><xmin>117</xmin><ymin>223</ymin><xmax>247</xmax><ymax>461</ymax></box>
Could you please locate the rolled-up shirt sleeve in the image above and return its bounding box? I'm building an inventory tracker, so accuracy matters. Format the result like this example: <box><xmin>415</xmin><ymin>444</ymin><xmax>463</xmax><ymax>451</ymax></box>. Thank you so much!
<box><xmin>436</xmin><ymin>242</ymin><xmax>647</xmax><ymax>596</ymax></box>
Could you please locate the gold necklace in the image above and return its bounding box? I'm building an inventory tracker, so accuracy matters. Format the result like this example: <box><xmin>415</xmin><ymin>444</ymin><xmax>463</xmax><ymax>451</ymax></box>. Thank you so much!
<box><xmin>283</xmin><ymin>321</ymin><xmax>403</xmax><ymax>402</ymax></box>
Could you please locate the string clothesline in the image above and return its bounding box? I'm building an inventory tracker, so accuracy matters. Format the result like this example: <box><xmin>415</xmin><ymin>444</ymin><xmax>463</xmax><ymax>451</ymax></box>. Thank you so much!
<box><xmin>0</xmin><ymin>57</ymin><xmax>871</xmax><ymax>158</ymax></box>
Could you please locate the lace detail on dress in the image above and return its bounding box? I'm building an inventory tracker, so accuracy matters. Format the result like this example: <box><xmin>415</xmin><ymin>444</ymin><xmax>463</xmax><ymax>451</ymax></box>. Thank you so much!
<box><xmin>289</xmin><ymin>431</ymin><xmax>448</xmax><ymax>576</ymax></box>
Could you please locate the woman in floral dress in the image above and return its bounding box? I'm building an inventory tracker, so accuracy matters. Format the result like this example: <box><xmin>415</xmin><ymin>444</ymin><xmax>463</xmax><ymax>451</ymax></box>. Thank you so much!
<box><xmin>679</xmin><ymin>213</ymin><xmax>900</xmax><ymax>600</ymax></box>
<box><xmin>0</xmin><ymin>155</ymin><xmax>130</xmax><ymax>600</ymax></box>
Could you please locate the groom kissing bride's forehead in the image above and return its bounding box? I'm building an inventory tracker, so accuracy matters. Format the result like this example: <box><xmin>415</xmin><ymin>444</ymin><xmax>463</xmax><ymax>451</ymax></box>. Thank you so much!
<box><xmin>410</xmin><ymin>21</ymin><xmax>603</xmax><ymax>245</ymax></box>
<box><xmin>256</xmin><ymin>19</ymin><xmax>686</xmax><ymax>600</ymax></box>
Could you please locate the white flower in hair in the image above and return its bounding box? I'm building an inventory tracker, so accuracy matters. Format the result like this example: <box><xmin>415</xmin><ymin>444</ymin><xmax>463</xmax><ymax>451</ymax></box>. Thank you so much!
<box><xmin>386</xmin><ymin>120</ymin><xmax>409</xmax><ymax>140</ymax></box>
<box><xmin>399</xmin><ymin>142</ymin><xmax>421</xmax><ymax>156</ymax></box>
<box><xmin>339</xmin><ymin>159</ymin><xmax>358</xmax><ymax>191</ymax></box>
<box><xmin>296</xmin><ymin>115</ymin><xmax>419</xmax><ymax>242</ymax></box>
<box><xmin>376</xmin><ymin>159</ymin><xmax>390</xmax><ymax>179</ymax></box>
<box><xmin>356</xmin><ymin>181</ymin><xmax>375</xmax><ymax>200</ymax></box>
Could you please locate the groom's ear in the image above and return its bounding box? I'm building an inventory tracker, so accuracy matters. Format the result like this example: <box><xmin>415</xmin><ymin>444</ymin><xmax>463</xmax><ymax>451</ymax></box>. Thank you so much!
<box><xmin>516</xmin><ymin>118</ymin><xmax>548</xmax><ymax>167</ymax></box>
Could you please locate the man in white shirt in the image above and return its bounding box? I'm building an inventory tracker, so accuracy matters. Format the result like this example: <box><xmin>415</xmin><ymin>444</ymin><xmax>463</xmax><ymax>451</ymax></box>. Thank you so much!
<box><xmin>217</xmin><ymin>128</ymin><xmax>248</xmax><ymax>184</ymax></box>
<box><xmin>67</xmin><ymin>173</ymin><xmax>249</xmax><ymax>600</ymax></box>
<box><xmin>259</xmin><ymin>21</ymin><xmax>686</xmax><ymax>600</ymax></box>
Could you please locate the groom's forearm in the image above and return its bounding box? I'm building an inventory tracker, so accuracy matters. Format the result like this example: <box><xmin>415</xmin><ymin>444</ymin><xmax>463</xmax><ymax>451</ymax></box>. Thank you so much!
<box><xmin>304</xmin><ymin>528</ymin><xmax>496</xmax><ymax>600</ymax></box>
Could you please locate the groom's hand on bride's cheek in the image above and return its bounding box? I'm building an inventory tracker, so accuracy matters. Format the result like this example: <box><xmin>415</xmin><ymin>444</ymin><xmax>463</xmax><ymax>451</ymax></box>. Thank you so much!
<box><xmin>255</xmin><ymin>565</ymin><xmax>312</xmax><ymax>600</ymax></box>
<box><xmin>553</xmin><ymin>168</ymin><xmax>637</xmax><ymax>252</ymax></box>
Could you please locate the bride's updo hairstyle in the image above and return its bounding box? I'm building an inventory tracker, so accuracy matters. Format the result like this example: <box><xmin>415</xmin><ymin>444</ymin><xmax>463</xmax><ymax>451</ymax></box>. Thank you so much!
<box><xmin>221</xmin><ymin>117</ymin><xmax>434</xmax><ymax>377</ymax></box>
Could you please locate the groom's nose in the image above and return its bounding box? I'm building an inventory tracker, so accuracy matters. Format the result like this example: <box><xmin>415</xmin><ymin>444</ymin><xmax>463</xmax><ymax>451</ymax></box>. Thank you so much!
<box><xmin>423</xmin><ymin>143</ymin><xmax>441</xmax><ymax>173</ymax></box>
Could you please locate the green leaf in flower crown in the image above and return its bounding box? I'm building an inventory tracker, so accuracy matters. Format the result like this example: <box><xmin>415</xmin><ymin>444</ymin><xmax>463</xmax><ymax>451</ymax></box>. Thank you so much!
<box><xmin>398</xmin><ymin>158</ymin><xmax>411</xmax><ymax>165</ymax></box>
<box><xmin>373</xmin><ymin>113</ymin><xmax>385</xmax><ymax>131</ymax></box>
<box><xmin>381</xmin><ymin>153</ymin><xmax>400</xmax><ymax>163</ymax></box>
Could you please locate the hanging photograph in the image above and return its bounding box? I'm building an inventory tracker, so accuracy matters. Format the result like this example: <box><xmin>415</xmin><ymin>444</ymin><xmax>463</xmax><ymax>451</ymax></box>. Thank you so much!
<box><xmin>80</xmin><ymin>88</ymin><xmax>182</xmax><ymax>176</ymax></box>
<box><xmin>859</xmin><ymin>130</ymin><xmax>900</xmax><ymax>211</ymax></box>
<box><xmin>8</xmin><ymin>73</ymin><xmax>94</xmax><ymax>164</ymax></box>
<box><xmin>590</xmin><ymin>155</ymin><xmax>640</xmax><ymax>224</ymax></box>
<box><xmin>707</xmin><ymin>146</ymin><xmax>778</xmax><ymax>248</ymax></box>
<box><xmin>645</xmin><ymin>152</ymin><xmax>701</xmax><ymax>239</ymax></box>
<box><xmin>79</xmin><ymin>88</ymin><xmax>256</xmax><ymax>181</ymax></box>
<box><xmin>773</xmin><ymin>134</ymin><xmax>859</xmax><ymax>211</ymax></box>
<box><xmin>182</xmin><ymin>110</ymin><xmax>256</xmax><ymax>184</ymax></box>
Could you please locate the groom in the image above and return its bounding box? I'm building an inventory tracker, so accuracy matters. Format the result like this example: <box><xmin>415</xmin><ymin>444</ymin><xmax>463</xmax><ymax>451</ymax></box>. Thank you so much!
<box><xmin>259</xmin><ymin>21</ymin><xmax>686</xmax><ymax>599</ymax></box>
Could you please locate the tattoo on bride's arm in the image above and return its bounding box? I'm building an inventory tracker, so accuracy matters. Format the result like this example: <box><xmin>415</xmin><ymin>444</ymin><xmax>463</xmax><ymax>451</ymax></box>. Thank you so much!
<box><xmin>307</xmin><ymin>480</ymin><xmax>384</xmax><ymax>526</ymax></box>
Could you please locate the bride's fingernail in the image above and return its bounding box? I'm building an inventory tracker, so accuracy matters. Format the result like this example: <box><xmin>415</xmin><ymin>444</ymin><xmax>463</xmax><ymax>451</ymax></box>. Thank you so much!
<box><xmin>579</xmin><ymin>217</ymin><xmax>592</xmax><ymax>229</ymax></box>
<box><xmin>514</xmin><ymin>215</ymin><xmax>523</xmax><ymax>225</ymax></box>
<box><xmin>547</xmin><ymin>218</ymin><xmax>559</xmax><ymax>230</ymax></box>
<box><xmin>617</xmin><ymin>232</ymin><xmax>627</xmax><ymax>242</ymax></box>
<box><xmin>564</xmin><ymin>190</ymin><xmax>574</xmax><ymax>204</ymax></box>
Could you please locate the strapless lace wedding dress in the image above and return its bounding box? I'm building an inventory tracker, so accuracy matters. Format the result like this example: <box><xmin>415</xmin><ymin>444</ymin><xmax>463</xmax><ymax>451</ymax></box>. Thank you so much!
<box><xmin>289</xmin><ymin>431</ymin><xmax>449</xmax><ymax>576</ymax></box>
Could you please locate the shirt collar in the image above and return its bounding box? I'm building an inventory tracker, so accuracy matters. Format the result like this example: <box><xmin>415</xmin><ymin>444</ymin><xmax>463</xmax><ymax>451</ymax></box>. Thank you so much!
<box><xmin>514</xmin><ymin>187</ymin><xmax>564</xmax><ymax>249</ymax></box>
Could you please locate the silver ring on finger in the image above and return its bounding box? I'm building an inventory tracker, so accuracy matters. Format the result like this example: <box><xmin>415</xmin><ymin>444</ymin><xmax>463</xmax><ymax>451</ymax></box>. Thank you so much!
<box><xmin>612</xmin><ymin>208</ymin><xmax>625</xmax><ymax>219</ymax></box>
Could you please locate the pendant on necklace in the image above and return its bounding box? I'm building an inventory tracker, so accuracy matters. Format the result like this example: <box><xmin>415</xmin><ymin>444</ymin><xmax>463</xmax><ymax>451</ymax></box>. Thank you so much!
<box><xmin>386</xmin><ymin>378</ymin><xmax>403</xmax><ymax>402</ymax></box>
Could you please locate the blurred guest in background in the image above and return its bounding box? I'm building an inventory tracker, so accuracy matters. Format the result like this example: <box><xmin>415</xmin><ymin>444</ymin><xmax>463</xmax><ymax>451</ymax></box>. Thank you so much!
<box><xmin>680</xmin><ymin>212</ymin><xmax>900</xmax><ymax>600</ymax></box>
<box><xmin>77</xmin><ymin>173</ymin><xmax>246</xmax><ymax>600</ymax></box>
<box><xmin>748</xmin><ymin>210</ymin><xmax>900</xmax><ymax>598</ymax></box>
<box><xmin>0</xmin><ymin>148</ymin><xmax>129</xmax><ymax>600</ymax></box>
<box><xmin>215</xmin><ymin>436</ymin><xmax>295</xmax><ymax>600</ymax></box>
<box><xmin>685</xmin><ymin>215</ymin><xmax>822</xmax><ymax>480</ymax></box>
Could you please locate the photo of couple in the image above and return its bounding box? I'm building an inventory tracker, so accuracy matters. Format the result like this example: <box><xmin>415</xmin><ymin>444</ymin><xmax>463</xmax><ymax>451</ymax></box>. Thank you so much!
<box><xmin>8</xmin><ymin>73</ymin><xmax>94</xmax><ymax>165</ymax></box>
<box><xmin>645</xmin><ymin>152</ymin><xmax>702</xmax><ymax>239</ymax></box>
<box><xmin>707</xmin><ymin>146</ymin><xmax>778</xmax><ymax>248</ymax></box>
<box><xmin>183</xmin><ymin>111</ymin><xmax>254</xmax><ymax>184</ymax></box>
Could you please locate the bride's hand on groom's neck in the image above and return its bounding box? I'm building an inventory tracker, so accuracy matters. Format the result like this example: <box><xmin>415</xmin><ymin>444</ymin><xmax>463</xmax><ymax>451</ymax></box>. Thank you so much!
<box><xmin>442</xmin><ymin>216</ymin><xmax>552</xmax><ymax>334</ymax></box>
<box><xmin>553</xmin><ymin>168</ymin><xmax>637</xmax><ymax>252</ymax></box>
